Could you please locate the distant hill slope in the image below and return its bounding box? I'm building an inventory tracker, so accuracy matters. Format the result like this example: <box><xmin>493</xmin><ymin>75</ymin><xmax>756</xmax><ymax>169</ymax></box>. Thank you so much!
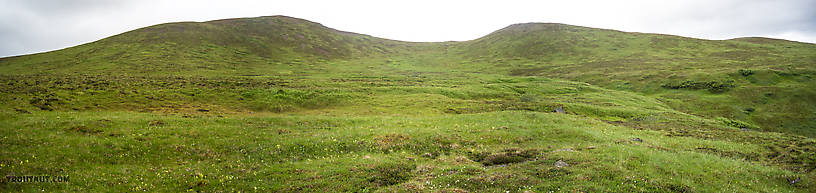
<box><xmin>2</xmin><ymin>17</ymin><xmax>813</xmax><ymax>77</ymax></box>
<box><xmin>0</xmin><ymin>16</ymin><xmax>415</xmax><ymax>75</ymax></box>
<box><xmin>0</xmin><ymin>16</ymin><xmax>815</xmax><ymax>137</ymax></box>
<box><xmin>453</xmin><ymin>22</ymin><xmax>816</xmax><ymax>137</ymax></box>
<box><xmin>458</xmin><ymin>22</ymin><xmax>816</xmax><ymax>82</ymax></box>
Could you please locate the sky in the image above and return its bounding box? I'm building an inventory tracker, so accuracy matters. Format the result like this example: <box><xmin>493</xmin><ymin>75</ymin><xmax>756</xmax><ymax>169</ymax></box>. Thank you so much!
<box><xmin>1</xmin><ymin>0</ymin><xmax>815</xmax><ymax>57</ymax></box>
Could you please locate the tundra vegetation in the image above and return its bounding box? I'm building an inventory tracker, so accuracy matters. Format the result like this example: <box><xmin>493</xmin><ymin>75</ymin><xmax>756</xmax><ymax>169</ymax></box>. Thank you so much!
<box><xmin>1</xmin><ymin>16</ymin><xmax>815</xmax><ymax>192</ymax></box>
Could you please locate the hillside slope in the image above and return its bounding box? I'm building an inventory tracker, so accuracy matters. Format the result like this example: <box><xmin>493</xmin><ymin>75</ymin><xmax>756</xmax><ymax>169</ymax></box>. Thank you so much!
<box><xmin>0</xmin><ymin>16</ymin><xmax>417</xmax><ymax>75</ymax></box>
<box><xmin>447</xmin><ymin>23</ymin><xmax>816</xmax><ymax>137</ymax></box>
<box><xmin>1</xmin><ymin>16</ymin><xmax>815</xmax><ymax>192</ymax></box>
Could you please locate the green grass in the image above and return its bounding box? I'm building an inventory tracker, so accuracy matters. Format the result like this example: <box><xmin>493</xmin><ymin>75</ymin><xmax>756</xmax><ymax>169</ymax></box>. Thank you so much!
<box><xmin>2</xmin><ymin>110</ymin><xmax>812</xmax><ymax>192</ymax></box>
<box><xmin>1</xmin><ymin>15</ymin><xmax>815</xmax><ymax>192</ymax></box>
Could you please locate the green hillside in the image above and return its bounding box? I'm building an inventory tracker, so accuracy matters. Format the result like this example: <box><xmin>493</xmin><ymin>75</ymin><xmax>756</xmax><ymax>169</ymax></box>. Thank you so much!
<box><xmin>0</xmin><ymin>16</ymin><xmax>416</xmax><ymax>75</ymax></box>
<box><xmin>452</xmin><ymin>22</ymin><xmax>816</xmax><ymax>137</ymax></box>
<box><xmin>1</xmin><ymin>16</ymin><xmax>814</xmax><ymax>192</ymax></box>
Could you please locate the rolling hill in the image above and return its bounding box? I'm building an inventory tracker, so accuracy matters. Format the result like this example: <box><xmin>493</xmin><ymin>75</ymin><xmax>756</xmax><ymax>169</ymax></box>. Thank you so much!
<box><xmin>1</xmin><ymin>15</ymin><xmax>814</xmax><ymax>192</ymax></box>
<box><xmin>0</xmin><ymin>16</ymin><xmax>417</xmax><ymax>75</ymax></box>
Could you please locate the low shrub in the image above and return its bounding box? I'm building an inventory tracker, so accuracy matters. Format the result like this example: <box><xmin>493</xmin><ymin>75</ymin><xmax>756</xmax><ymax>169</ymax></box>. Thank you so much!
<box><xmin>661</xmin><ymin>80</ymin><xmax>736</xmax><ymax>93</ymax></box>
<box><xmin>366</xmin><ymin>162</ymin><xmax>415</xmax><ymax>186</ymax></box>
<box><xmin>738</xmin><ymin>69</ymin><xmax>754</xmax><ymax>76</ymax></box>
<box><xmin>716</xmin><ymin>117</ymin><xmax>759</xmax><ymax>130</ymax></box>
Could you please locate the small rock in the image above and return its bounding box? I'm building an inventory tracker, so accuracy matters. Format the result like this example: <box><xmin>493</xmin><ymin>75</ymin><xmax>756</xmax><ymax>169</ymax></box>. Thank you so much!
<box><xmin>554</xmin><ymin>160</ymin><xmax>569</xmax><ymax>168</ymax></box>
<box><xmin>631</xmin><ymin>138</ymin><xmax>643</xmax><ymax>142</ymax></box>
<box><xmin>791</xmin><ymin>177</ymin><xmax>801</xmax><ymax>185</ymax></box>
<box><xmin>586</xmin><ymin>146</ymin><xmax>596</xmax><ymax>150</ymax></box>
<box><xmin>553</xmin><ymin>107</ymin><xmax>565</xmax><ymax>113</ymax></box>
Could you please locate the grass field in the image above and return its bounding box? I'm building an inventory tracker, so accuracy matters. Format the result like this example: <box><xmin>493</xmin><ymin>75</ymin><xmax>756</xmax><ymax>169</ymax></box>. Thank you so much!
<box><xmin>1</xmin><ymin>16</ymin><xmax>814</xmax><ymax>192</ymax></box>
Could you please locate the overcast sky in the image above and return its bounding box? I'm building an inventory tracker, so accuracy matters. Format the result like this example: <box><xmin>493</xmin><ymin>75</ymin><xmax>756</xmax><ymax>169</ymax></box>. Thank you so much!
<box><xmin>1</xmin><ymin>0</ymin><xmax>815</xmax><ymax>57</ymax></box>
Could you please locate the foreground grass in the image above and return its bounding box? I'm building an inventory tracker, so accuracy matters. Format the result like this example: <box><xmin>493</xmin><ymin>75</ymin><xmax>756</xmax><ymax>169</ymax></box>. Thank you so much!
<box><xmin>1</xmin><ymin>110</ymin><xmax>812</xmax><ymax>192</ymax></box>
<box><xmin>1</xmin><ymin>71</ymin><xmax>814</xmax><ymax>192</ymax></box>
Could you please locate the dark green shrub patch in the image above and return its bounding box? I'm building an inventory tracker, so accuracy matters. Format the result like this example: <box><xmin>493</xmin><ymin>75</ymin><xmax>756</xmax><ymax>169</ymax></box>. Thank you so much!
<box><xmin>738</xmin><ymin>69</ymin><xmax>754</xmax><ymax>76</ymax></box>
<box><xmin>716</xmin><ymin>117</ymin><xmax>759</xmax><ymax>130</ymax></box>
<box><xmin>366</xmin><ymin>162</ymin><xmax>415</xmax><ymax>186</ymax></box>
<box><xmin>661</xmin><ymin>79</ymin><xmax>736</xmax><ymax>93</ymax></box>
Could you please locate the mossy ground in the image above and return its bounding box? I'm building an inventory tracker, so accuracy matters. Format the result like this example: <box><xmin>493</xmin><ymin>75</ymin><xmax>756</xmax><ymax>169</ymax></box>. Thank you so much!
<box><xmin>2</xmin><ymin>71</ymin><xmax>814</xmax><ymax>192</ymax></box>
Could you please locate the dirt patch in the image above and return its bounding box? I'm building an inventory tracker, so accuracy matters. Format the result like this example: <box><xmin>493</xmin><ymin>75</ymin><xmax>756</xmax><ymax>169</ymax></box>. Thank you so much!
<box><xmin>468</xmin><ymin>148</ymin><xmax>540</xmax><ymax>166</ymax></box>
<box><xmin>148</xmin><ymin>120</ymin><xmax>165</xmax><ymax>126</ymax></box>
<box><xmin>374</xmin><ymin>133</ymin><xmax>411</xmax><ymax>151</ymax></box>
<box><xmin>68</xmin><ymin>125</ymin><xmax>102</xmax><ymax>135</ymax></box>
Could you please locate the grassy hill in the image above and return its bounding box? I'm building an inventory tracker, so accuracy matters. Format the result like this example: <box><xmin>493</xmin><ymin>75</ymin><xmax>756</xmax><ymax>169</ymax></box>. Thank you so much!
<box><xmin>0</xmin><ymin>16</ymin><xmax>417</xmax><ymax>76</ymax></box>
<box><xmin>1</xmin><ymin>16</ymin><xmax>814</xmax><ymax>192</ymax></box>
<box><xmin>450</xmin><ymin>22</ymin><xmax>816</xmax><ymax>137</ymax></box>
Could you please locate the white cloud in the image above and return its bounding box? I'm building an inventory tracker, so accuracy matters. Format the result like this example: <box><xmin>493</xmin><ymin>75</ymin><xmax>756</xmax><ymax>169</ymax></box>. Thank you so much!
<box><xmin>1</xmin><ymin>0</ymin><xmax>814</xmax><ymax>57</ymax></box>
<box><xmin>769</xmin><ymin>31</ymin><xmax>816</xmax><ymax>43</ymax></box>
